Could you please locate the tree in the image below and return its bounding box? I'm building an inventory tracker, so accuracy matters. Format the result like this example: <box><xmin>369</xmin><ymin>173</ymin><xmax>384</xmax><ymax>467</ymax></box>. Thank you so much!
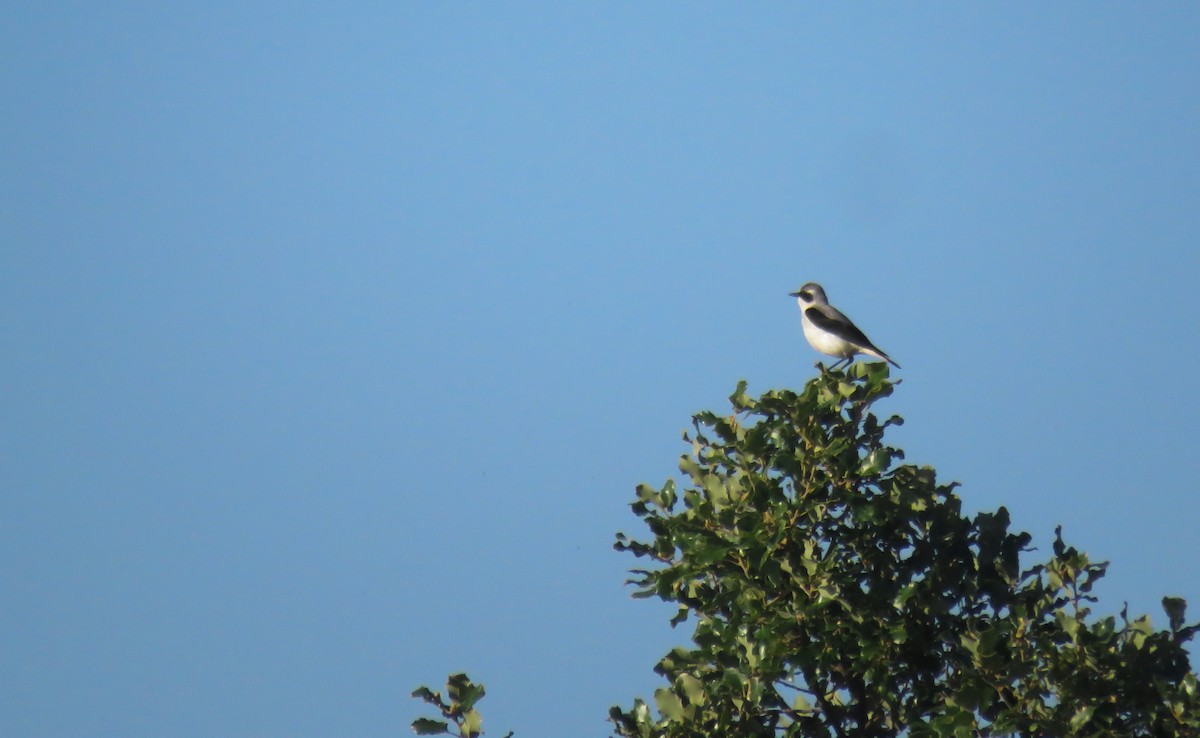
<box><xmin>610</xmin><ymin>365</ymin><xmax>1198</xmax><ymax>737</ymax></box>
<box><xmin>415</xmin><ymin>365</ymin><xmax>1199</xmax><ymax>737</ymax></box>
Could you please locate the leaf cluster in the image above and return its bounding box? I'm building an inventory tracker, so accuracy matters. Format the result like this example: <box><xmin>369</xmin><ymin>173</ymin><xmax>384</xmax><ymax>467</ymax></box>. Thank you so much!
<box><xmin>611</xmin><ymin>364</ymin><xmax>1199</xmax><ymax>737</ymax></box>
<box><xmin>411</xmin><ymin>673</ymin><xmax>512</xmax><ymax>738</ymax></box>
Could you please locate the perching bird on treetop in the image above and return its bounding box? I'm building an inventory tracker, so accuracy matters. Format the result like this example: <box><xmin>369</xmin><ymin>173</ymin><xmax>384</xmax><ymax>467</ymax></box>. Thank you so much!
<box><xmin>790</xmin><ymin>282</ymin><xmax>900</xmax><ymax>369</ymax></box>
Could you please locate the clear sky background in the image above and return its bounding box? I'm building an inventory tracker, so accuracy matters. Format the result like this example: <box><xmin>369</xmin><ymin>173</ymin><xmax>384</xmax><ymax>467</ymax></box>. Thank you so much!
<box><xmin>3</xmin><ymin>4</ymin><xmax>1199</xmax><ymax>737</ymax></box>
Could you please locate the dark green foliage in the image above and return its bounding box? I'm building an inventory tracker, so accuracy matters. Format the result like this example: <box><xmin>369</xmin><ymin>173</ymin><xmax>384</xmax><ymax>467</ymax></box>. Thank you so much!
<box><xmin>611</xmin><ymin>364</ymin><xmax>1199</xmax><ymax>737</ymax></box>
<box><xmin>411</xmin><ymin>673</ymin><xmax>512</xmax><ymax>738</ymax></box>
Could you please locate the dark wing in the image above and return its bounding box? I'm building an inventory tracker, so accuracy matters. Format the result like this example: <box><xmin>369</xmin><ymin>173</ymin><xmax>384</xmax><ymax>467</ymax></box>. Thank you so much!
<box><xmin>806</xmin><ymin>305</ymin><xmax>900</xmax><ymax>367</ymax></box>
<box><xmin>804</xmin><ymin>305</ymin><xmax>878</xmax><ymax>350</ymax></box>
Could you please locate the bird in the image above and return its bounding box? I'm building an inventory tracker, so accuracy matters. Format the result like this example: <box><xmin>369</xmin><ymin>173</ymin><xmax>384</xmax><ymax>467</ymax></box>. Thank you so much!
<box><xmin>789</xmin><ymin>282</ymin><xmax>900</xmax><ymax>369</ymax></box>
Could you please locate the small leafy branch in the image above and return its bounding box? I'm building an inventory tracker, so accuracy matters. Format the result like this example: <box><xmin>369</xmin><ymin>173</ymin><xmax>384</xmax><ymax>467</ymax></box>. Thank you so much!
<box><xmin>411</xmin><ymin>673</ymin><xmax>512</xmax><ymax>738</ymax></box>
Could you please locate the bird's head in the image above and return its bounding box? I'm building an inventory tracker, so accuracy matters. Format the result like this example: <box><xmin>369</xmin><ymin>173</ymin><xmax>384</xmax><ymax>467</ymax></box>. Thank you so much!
<box><xmin>789</xmin><ymin>282</ymin><xmax>827</xmax><ymax>307</ymax></box>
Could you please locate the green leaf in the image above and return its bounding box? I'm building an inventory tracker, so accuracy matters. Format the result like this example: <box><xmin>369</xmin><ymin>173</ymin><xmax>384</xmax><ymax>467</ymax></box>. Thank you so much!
<box><xmin>460</xmin><ymin>709</ymin><xmax>482</xmax><ymax>738</ymax></box>
<box><xmin>729</xmin><ymin>379</ymin><xmax>752</xmax><ymax>411</ymax></box>
<box><xmin>1069</xmin><ymin>705</ymin><xmax>1095</xmax><ymax>732</ymax></box>
<box><xmin>858</xmin><ymin>448</ymin><xmax>890</xmax><ymax>476</ymax></box>
<box><xmin>1055</xmin><ymin>609</ymin><xmax>1080</xmax><ymax>642</ymax></box>
<box><xmin>1127</xmin><ymin>614</ymin><xmax>1153</xmax><ymax>648</ymax></box>
<box><xmin>411</xmin><ymin>718</ymin><xmax>450</xmax><ymax>735</ymax></box>
<box><xmin>693</xmin><ymin>542</ymin><xmax>731</xmax><ymax>566</ymax></box>
<box><xmin>447</xmin><ymin>673</ymin><xmax>485</xmax><ymax>712</ymax></box>
<box><xmin>411</xmin><ymin>686</ymin><xmax>442</xmax><ymax>706</ymax></box>
<box><xmin>1163</xmin><ymin>596</ymin><xmax>1187</xmax><ymax>632</ymax></box>
<box><xmin>678</xmin><ymin>674</ymin><xmax>705</xmax><ymax>705</ymax></box>
<box><xmin>654</xmin><ymin>688</ymin><xmax>686</xmax><ymax>722</ymax></box>
<box><xmin>679</xmin><ymin>455</ymin><xmax>702</xmax><ymax>481</ymax></box>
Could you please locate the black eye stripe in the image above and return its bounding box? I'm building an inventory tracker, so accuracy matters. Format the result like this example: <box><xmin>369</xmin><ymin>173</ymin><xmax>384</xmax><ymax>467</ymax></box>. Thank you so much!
<box><xmin>800</xmin><ymin>290</ymin><xmax>812</xmax><ymax>300</ymax></box>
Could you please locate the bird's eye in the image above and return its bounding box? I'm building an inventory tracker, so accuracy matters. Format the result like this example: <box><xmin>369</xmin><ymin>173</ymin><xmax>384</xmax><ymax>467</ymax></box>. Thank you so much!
<box><xmin>799</xmin><ymin>290</ymin><xmax>812</xmax><ymax>300</ymax></box>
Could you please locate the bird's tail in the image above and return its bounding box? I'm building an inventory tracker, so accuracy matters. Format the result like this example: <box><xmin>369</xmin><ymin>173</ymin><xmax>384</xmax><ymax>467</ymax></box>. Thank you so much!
<box><xmin>863</xmin><ymin>348</ymin><xmax>900</xmax><ymax>369</ymax></box>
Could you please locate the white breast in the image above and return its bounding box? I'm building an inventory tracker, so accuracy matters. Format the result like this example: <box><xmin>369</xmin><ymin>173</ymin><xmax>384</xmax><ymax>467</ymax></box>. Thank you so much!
<box><xmin>801</xmin><ymin>312</ymin><xmax>855</xmax><ymax>357</ymax></box>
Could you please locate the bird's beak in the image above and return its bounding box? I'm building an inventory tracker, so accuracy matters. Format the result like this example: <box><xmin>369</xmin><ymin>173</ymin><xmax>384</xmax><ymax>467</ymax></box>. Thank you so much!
<box><xmin>788</xmin><ymin>291</ymin><xmax>801</xmax><ymax>298</ymax></box>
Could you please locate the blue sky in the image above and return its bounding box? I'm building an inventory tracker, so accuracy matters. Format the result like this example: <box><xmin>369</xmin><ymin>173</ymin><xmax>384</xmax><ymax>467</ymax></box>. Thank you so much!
<box><xmin>3</xmin><ymin>4</ymin><xmax>1199</xmax><ymax>736</ymax></box>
